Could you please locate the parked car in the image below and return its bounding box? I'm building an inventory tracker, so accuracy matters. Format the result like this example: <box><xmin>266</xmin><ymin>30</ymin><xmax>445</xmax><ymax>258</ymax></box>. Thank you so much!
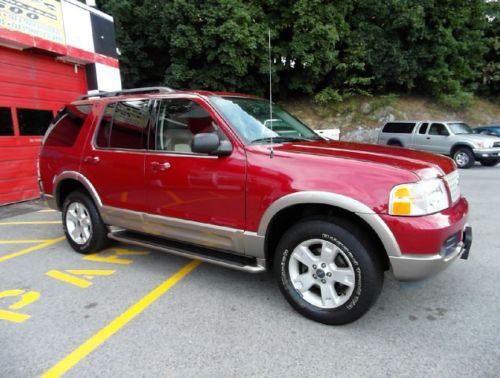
<box><xmin>377</xmin><ymin>121</ymin><xmax>500</xmax><ymax>168</ymax></box>
<box><xmin>39</xmin><ymin>88</ymin><xmax>472</xmax><ymax>325</ymax></box>
<box><xmin>473</xmin><ymin>125</ymin><xmax>500</xmax><ymax>137</ymax></box>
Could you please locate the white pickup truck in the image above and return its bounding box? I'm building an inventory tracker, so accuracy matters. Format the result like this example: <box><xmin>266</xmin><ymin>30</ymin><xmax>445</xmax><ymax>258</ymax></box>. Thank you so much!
<box><xmin>377</xmin><ymin>121</ymin><xmax>500</xmax><ymax>168</ymax></box>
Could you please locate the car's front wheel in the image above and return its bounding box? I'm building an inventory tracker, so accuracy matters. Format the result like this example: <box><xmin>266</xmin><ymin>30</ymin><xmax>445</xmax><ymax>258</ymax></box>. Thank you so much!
<box><xmin>453</xmin><ymin>147</ymin><xmax>475</xmax><ymax>169</ymax></box>
<box><xmin>62</xmin><ymin>190</ymin><xmax>109</xmax><ymax>254</ymax></box>
<box><xmin>274</xmin><ymin>219</ymin><xmax>383</xmax><ymax>325</ymax></box>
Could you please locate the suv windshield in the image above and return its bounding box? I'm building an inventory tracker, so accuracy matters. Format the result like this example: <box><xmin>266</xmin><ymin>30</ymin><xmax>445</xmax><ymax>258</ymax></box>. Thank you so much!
<box><xmin>448</xmin><ymin>123</ymin><xmax>473</xmax><ymax>135</ymax></box>
<box><xmin>209</xmin><ymin>96</ymin><xmax>321</xmax><ymax>144</ymax></box>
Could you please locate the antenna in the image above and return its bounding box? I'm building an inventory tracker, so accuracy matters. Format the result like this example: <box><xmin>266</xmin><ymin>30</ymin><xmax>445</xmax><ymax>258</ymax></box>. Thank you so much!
<box><xmin>268</xmin><ymin>28</ymin><xmax>274</xmax><ymax>159</ymax></box>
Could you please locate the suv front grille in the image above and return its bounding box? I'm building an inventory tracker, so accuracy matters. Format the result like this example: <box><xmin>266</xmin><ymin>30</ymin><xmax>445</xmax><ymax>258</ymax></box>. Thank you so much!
<box><xmin>445</xmin><ymin>170</ymin><xmax>460</xmax><ymax>204</ymax></box>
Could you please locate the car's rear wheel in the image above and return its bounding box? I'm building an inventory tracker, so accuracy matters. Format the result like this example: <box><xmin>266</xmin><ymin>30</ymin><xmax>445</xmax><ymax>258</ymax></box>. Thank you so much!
<box><xmin>274</xmin><ymin>219</ymin><xmax>383</xmax><ymax>325</ymax></box>
<box><xmin>453</xmin><ymin>147</ymin><xmax>475</xmax><ymax>169</ymax></box>
<box><xmin>62</xmin><ymin>190</ymin><xmax>109</xmax><ymax>254</ymax></box>
<box><xmin>480</xmin><ymin>159</ymin><xmax>499</xmax><ymax>167</ymax></box>
<box><xmin>387</xmin><ymin>140</ymin><xmax>403</xmax><ymax>147</ymax></box>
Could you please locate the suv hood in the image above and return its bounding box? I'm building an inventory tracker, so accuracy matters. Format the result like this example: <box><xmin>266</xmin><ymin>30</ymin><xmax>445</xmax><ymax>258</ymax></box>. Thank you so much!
<box><xmin>457</xmin><ymin>133</ymin><xmax>500</xmax><ymax>144</ymax></box>
<box><xmin>249</xmin><ymin>140</ymin><xmax>456</xmax><ymax>180</ymax></box>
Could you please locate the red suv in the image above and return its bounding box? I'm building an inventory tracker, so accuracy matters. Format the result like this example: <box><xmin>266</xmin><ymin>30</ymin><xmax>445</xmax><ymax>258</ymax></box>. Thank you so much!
<box><xmin>39</xmin><ymin>87</ymin><xmax>472</xmax><ymax>325</ymax></box>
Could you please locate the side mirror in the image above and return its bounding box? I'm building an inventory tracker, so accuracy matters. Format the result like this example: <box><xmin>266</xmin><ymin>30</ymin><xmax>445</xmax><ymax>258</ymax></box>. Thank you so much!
<box><xmin>191</xmin><ymin>133</ymin><xmax>233</xmax><ymax>156</ymax></box>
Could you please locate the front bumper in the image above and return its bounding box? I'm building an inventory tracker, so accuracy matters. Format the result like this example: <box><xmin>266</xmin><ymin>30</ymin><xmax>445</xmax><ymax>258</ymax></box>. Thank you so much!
<box><xmin>473</xmin><ymin>147</ymin><xmax>500</xmax><ymax>160</ymax></box>
<box><xmin>390</xmin><ymin>226</ymin><xmax>472</xmax><ymax>281</ymax></box>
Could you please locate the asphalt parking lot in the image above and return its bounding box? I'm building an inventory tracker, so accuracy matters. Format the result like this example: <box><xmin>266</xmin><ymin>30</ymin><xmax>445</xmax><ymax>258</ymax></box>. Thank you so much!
<box><xmin>1</xmin><ymin>165</ymin><xmax>499</xmax><ymax>377</ymax></box>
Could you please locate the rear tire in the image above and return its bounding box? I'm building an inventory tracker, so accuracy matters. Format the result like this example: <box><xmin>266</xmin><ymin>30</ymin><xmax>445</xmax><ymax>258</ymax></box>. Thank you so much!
<box><xmin>480</xmin><ymin>159</ymin><xmax>499</xmax><ymax>167</ymax></box>
<box><xmin>453</xmin><ymin>147</ymin><xmax>475</xmax><ymax>169</ymax></box>
<box><xmin>387</xmin><ymin>140</ymin><xmax>403</xmax><ymax>147</ymax></box>
<box><xmin>62</xmin><ymin>190</ymin><xmax>109</xmax><ymax>254</ymax></box>
<box><xmin>274</xmin><ymin>219</ymin><xmax>383</xmax><ymax>325</ymax></box>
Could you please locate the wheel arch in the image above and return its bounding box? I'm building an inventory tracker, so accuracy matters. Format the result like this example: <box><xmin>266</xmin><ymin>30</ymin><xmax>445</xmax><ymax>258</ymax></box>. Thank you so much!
<box><xmin>450</xmin><ymin>142</ymin><xmax>474</xmax><ymax>156</ymax></box>
<box><xmin>54</xmin><ymin>171</ymin><xmax>102</xmax><ymax>210</ymax></box>
<box><xmin>259</xmin><ymin>192</ymin><xmax>401</xmax><ymax>270</ymax></box>
<box><xmin>387</xmin><ymin>138</ymin><xmax>403</xmax><ymax>147</ymax></box>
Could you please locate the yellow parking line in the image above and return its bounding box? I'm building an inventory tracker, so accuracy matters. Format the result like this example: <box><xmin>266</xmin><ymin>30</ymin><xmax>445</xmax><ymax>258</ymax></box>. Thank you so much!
<box><xmin>0</xmin><ymin>221</ymin><xmax>61</xmax><ymax>226</ymax></box>
<box><xmin>0</xmin><ymin>237</ymin><xmax>65</xmax><ymax>263</ymax></box>
<box><xmin>0</xmin><ymin>240</ymin><xmax>51</xmax><ymax>244</ymax></box>
<box><xmin>39</xmin><ymin>209</ymin><xmax>57</xmax><ymax>213</ymax></box>
<box><xmin>42</xmin><ymin>259</ymin><xmax>201</xmax><ymax>378</ymax></box>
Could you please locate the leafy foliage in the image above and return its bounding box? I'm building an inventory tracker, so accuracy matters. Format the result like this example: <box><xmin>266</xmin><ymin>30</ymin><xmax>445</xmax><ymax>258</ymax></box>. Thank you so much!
<box><xmin>98</xmin><ymin>0</ymin><xmax>497</xmax><ymax>102</ymax></box>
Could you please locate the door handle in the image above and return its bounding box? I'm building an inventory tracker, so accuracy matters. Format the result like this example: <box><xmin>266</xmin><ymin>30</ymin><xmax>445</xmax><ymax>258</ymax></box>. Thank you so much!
<box><xmin>151</xmin><ymin>161</ymin><xmax>171</xmax><ymax>171</ymax></box>
<box><xmin>426</xmin><ymin>137</ymin><xmax>431</xmax><ymax>140</ymax></box>
<box><xmin>83</xmin><ymin>156</ymin><xmax>100</xmax><ymax>164</ymax></box>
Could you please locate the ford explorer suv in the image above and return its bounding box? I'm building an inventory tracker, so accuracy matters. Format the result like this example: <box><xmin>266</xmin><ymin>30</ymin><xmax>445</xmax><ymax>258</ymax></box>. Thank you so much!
<box><xmin>39</xmin><ymin>87</ymin><xmax>472</xmax><ymax>325</ymax></box>
<box><xmin>378</xmin><ymin>121</ymin><xmax>500</xmax><ymax>168</ymax></box>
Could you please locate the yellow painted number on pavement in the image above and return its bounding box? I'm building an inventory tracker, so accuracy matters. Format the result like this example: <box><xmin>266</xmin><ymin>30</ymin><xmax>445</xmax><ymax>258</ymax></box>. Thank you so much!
<box><xmin>83</xmin><ymin>248</ymin><xmax>149</xmax><ymax>265</ymax></box>
<box><xmin>46</xmin><ymin>269</ymin><xmax>116</xmax><ymax>288</ymax></box>
<box><xmin>0</xmin><ymin>289</ymin><xmax>41</xmax><ymax>323</ymax></box>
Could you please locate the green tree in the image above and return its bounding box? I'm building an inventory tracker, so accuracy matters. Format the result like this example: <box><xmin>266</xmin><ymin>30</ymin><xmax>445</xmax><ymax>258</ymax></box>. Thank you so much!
<box><xmin>98</xmin><ymin>0</ymin><xmax>493</xmax><ymax>102</ymax></box>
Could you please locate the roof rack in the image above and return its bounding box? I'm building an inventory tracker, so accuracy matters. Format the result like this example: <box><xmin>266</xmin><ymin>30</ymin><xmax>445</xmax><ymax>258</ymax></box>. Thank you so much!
<box><xmin>77</xmin><ymin>86</ymin><xmax>175</xmax><ymax>100</ymax></box>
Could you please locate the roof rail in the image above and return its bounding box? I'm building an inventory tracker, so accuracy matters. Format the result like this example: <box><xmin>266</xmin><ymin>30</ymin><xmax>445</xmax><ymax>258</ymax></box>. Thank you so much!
<box><xmin>77</xmin><ymin>86</ymin><xmax>175</xmax><ymax>100</ymax></box>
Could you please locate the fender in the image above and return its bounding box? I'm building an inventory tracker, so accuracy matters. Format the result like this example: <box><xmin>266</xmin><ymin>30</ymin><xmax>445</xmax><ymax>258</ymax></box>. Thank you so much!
<box><xmin>257</xmin><ymin>191</ymin><xmax>402</xmax><ymax>258</ymax></box>
<box><xmin>450</xmin><ymin>142</ymin><xmax>475</xmax><ymax>154</ymax></box>
<box><xmin>53</xmin><ymin>171</ymin><xmax>103</xmax><ymax>210</ymax></box>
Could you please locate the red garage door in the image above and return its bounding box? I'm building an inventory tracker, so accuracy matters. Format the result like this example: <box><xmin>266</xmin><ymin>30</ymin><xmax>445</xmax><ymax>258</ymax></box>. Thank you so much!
<box><xmin>0</xmin><ymin>46</ymin><xmax>87</xmax><ymax>205</ymax></box>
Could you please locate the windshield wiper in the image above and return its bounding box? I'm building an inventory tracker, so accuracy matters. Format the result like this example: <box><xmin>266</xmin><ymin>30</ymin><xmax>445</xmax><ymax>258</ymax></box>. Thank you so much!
<box><xmin>251</xmin><ymin>136</ymin><xmax>312</xmax><ymax>144</ymax></box>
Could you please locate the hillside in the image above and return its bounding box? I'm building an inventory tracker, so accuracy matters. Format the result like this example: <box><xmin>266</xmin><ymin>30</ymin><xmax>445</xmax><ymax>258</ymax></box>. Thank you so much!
<box><xmin>283</xmin><ymin>96</ymin><xmax>500</xmax><ymax>143</ymax></box>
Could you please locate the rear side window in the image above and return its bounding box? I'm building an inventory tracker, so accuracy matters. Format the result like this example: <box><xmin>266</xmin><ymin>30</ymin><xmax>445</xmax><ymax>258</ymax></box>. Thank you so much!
<box><xmin>0</xmin><ymin>107</ymin><xmax>14</xmax><ymax>136</ymax></box>
<box><xmin>45</xmin><ymin>105</ymin><xmax>91</xmax><ymax>147</ymax></box>
<box><xmin>418</xmin><ymin>123</ymin><xmax>429</xmax><ymax>134</ymax></box>
<box><xmin>382</xmin><ymin>122</ymin><xmax>416</xmax><ymax>133</ymax></box>
<box><xmin>17</xmin><ymin>108</ymin><xmax>54</xmax><ymax>135</ymax></box>
<box><xmin>96</xmin><ymin>100</ymin><xmax>149</xmax><ymax>149</ymax></box>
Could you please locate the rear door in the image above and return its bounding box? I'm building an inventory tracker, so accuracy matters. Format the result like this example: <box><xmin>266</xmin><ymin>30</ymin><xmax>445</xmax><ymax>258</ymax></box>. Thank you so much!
<box><xmin>411</xmin><ymin>122</ymin><xmax>430</xmax><ymax>150</ymax></box>
<box><xmin>81</xmin><ymin>99</ymin><xmax>150</xmax><ymax>229</ymax></box>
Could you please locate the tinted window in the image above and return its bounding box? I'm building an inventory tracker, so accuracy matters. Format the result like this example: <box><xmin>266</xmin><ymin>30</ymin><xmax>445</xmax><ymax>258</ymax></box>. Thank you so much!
<box><xmin>45</xmin><ymin>105</ymin><xmax>91</xmax><ymax>147</ymax></box>
<box><xmin>418</xmin><ymin>123</ymin><xmax>428</xmax><ymax>134</ymax></box>
<box><xmin>96</xmin><ymin>103</ymin><xmax>115</xmax><ymax>147</ymax></box>
<box><xmin>155</xmin><ymin>99</ymin><xmax>226</xmax><ymax>153</ymax></box>
<box><xmin>109</xmin><ymin>100</ymin><xmax>149</xmax><ymax>149</ymax></box>
<box><xmin>0</xmin><ymin>107</ymin><xmax>14</xmax><ymax>136</ymax></box>
<box><xmin>96</xmin><ymin>101</ymin><xmax>149</xmax><ymax>149</ymax></box>
<box><xmin>382</xmin><ymin>122</ymin><xmax>416</xmax><ymax>133</ymax></box>
<box><xmin>17</xmin><ymin>108</ymin><xmax>54</xmax><ymax>135</ymax></box>
<box><xmin>429</xmin><ymin>123</ymin><xmax>449</xmax><ymax>136</ymax></box>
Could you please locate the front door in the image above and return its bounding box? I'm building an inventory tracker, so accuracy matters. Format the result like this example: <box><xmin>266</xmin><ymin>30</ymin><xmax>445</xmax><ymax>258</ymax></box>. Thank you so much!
<box><xmin>81</xmin><ymin>99</ymin><xmax>150</xmax><ymax>229</ymax></box>
<box><xmin>426</xmin><ymin>123</ymin><xmax>451</xmax><ymax>154</ymax></box>
<box><xmin>144</xmin><ymin>96</ymin><xmax>246</xmax><ymax>252</ymax></box>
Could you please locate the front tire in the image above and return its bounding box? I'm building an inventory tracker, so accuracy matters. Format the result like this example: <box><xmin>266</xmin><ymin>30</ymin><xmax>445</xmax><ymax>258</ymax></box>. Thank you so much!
<box><xmin>62</xmin><ymin>190</ymin><xmax>109</xmax><ymax>254</ymax></box>
<box><xmin>480</xmin><ymin>159</ymin><xmax>499</xmax><ymax>167</ymax></box>
<box><xmin>274</xmin><ymin>220</ymin><xmax>383</xmax><ymax>325</ymax></box>
<box><xmin>453</xmin><ymin>147</ymin><xmax>475</xmax><ymax>169</ymax></box>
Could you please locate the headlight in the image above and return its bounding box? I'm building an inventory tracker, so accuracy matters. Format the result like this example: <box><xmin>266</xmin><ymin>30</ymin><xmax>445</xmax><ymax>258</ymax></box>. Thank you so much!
<box><xmin>389</xmin><ymin>179</ymin><xmax>449</xmax><ymax>216</ymax></box>
<box><xmin>475</xmin><ymin>141</ymin><xmax>492</xmax><ymax>149</ymax></box>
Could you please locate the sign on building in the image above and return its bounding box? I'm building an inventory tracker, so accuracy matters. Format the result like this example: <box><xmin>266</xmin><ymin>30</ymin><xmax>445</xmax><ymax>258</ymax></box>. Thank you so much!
<box><xmin>0</xmin><ymin>0</ymin><xmax>66</xmax><ymax>44</ymax></box>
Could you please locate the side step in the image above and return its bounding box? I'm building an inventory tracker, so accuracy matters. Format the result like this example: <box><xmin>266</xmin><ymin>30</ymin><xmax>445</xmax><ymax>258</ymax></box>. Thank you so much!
<box><xmin>108</xmin><ymin>230</ymin><xmax>266</xmax><ymax>273</ymax></box>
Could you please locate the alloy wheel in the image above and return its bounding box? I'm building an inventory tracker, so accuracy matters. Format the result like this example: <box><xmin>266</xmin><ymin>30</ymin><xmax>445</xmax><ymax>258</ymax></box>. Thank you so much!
<box><xmin>288</xmin><ymin>238</ymin><xmax>355</xmax><ymax>309</ymax></box>
<box><xmin>65</xmin><ymin>202</ymin><xmax>92</xmax><ymax>245</ymax></box>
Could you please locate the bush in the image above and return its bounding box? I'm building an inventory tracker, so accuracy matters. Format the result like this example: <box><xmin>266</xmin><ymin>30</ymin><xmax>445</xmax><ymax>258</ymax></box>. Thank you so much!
<box><xmin>313</xmin><ymin>88</ymin><xmax>343</xmax><ymax>106</ymax></box>
<box><xmin>437</xmin><ymin>92</ymin><xmax>474</xmax><ymax>111</ymax></box>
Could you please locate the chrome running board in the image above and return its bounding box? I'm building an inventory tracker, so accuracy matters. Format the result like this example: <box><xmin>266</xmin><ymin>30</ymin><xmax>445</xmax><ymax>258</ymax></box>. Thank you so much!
<box><xmin>108</xmin><ymin>230</ymin><xmax>266</xmax><ymax>273</ymax></box>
